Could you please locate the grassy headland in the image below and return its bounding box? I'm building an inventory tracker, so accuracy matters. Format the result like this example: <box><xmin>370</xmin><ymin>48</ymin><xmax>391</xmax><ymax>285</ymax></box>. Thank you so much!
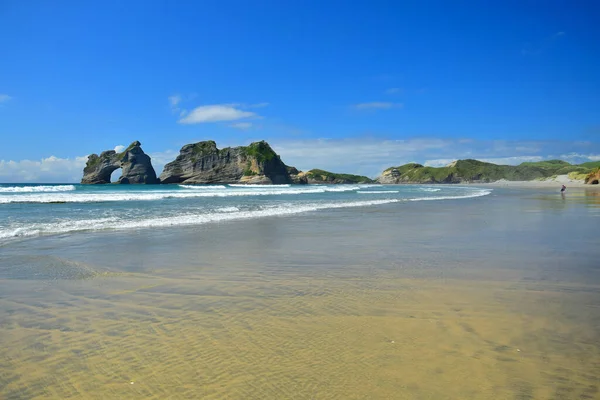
<box><xmin>378</xmin><ymin>159</ymin><xmax>600</xmax><ymax>184</ymax></box>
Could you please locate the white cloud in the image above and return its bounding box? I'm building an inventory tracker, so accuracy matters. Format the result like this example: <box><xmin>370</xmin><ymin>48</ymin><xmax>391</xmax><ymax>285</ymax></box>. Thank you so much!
<box><xmin>0</xmin><ymin>156</ymin><xmax>88</xmax><ymax>183</ymax></box>
<box><xmin>475</xmin><ymin>156</ymin><xmax>545</xmax><ymax>165</ymax></box>
<box><xmin>270</xmin><ymin>137</ymin><xmax>600</xmax><ymax>177</ymax></box>
<box><xmin>424</xmin><ymin>159</ymin><xmax>457</xmax><ymax>167</ymax></box>
<box><xmin>0</xmin><ymin>94</ymin><xmax>12</xmax><ymax>103</ymax></box>
<box><xmin>354</xmin><ymin>102</ymin><xmax>402</xmax><ymax>110</ymax></box>
<box><xmin>229</xmin><ymin>122</ymin><xmax>253</xmax><ymax>130</ymax></box>
<box><xmin>168</xmin><ymin>95</ymin><xmax>181</xmax><ymax>107</ymax></box>
<box><xmin>385</xmin><ymin>88</ymin><xmax>401</xmax><ymax>95</ymax></box>
<box><xmin>178</xmin><ymin>104</ymin><xmax>257</xmax><ymax>124</ymax></box>
<box><xmin>558</xmin><ymin>153</ymin><xmax>600</xmax><ymax>163</ymax></box>
<box><xmin>148</xmin><ymin>150</ymin><xmax>179</xmax><ymax>176</ymax></box>
<box><xmin>114</xmin><ymin>145</ymin><xmax>125</xmax><ymax>153</ymax></box>
<box><xmin>271</xmin><ymin>138</ymin><xmax>451</xmax><ymax>177</ymax></box>
<box><xmin>425</xmin><ymin>156</ymin><xmax>547</xmax><ymax>167</ymax></box>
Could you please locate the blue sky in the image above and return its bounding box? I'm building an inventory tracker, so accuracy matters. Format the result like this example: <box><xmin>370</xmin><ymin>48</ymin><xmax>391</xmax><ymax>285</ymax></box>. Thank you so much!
<box><xmin>1</xmin><ymin>0</ymin><xmax>599</xmax><ymax>182</ymax></box>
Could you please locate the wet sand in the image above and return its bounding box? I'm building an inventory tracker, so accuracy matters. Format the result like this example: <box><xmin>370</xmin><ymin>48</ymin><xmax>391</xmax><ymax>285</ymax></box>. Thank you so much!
<box><xmin>1</xmin><ymin>187</ymin><xmax>599</xmax><ymax>399</ymax></box>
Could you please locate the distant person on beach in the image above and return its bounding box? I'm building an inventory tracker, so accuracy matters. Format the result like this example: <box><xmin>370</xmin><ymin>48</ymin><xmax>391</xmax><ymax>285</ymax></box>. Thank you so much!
<box><xmin>561</xmin><ymin>185</ymin><xmax>566</xmax><ymax>193</ymax></box>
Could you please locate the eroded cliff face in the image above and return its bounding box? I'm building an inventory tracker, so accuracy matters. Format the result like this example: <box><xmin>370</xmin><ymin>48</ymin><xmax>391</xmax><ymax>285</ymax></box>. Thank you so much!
<box><xmin>81</xmin><ymin>141</ymin><xmax>159</xmax><ymax>184</ymax></box>
<box><xmin>159</xmin><ymin>141</ymin><xmax>295</xmax><ymax>184</ymax></box>
<box><xmin>286</xmin><ymin>166</ymin><xmax>309</xmax><ymax>184</ymax></box>
<box><xmin>585</xmin><ymin>169</ymin><xmax>600</xmax><ymax>185</ymax></box>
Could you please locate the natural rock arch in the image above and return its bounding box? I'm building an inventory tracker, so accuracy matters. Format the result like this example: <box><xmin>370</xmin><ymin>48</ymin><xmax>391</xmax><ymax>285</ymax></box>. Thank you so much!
<box><xmin>81</xmin><ymin>141</ymin><xmax>159</xmax><ymax>184</ymax></box>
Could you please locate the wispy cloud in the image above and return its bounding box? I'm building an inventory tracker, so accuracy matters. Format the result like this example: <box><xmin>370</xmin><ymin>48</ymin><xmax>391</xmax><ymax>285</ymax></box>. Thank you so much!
<box><xmin>353</xmin><ymin>102</ymin><xmax>403</xmax><ymax>110</ymax></box>
<box><xmin>0</xmin><ymin>94</ymin><xmax>12</xmax><ymax>104</ymax></box>
<box><xmin>229</xmin><ymin>122</ymin><xmax>253</xmax><ymax>130</ymax></box>
<box><xmin>114</xmin><ymin>145</ymin><xmax>125</xmax><ymax>153</ymax></box>
<box><xmin>168</xmin><ymin>94</ymin><xmax>184</xmax><ymax>116</ymax></box>
<box><xmin>168</xmin><ymin>95</ymin><xmax>181</xmax><ymax>107</ymax></box>
<box><xmin>178</xmin><ymin>104</ymin><xmax>258</xmax><ymax>124</ymax></box>
<box><xmin>385</xmin><ymin>88</ymin><xmax>402</xmax><ymax>95</ymax></box>
<box><xmin>522</xmin><ymin>31</ymin><xmax>566</xmax><ymax>55</ymax></box>
<box><xmin>558</xmin><ymin>153</ymin><xmax>600</xmax><ymax>163</ymax></box>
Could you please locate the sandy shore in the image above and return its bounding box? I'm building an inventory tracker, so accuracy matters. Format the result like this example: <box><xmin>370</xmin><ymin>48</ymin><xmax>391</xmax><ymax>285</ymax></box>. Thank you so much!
<box><xmin>476</xmin><ymin>174</ymin><xmax>600</xmax><ymax>189</ymax></box>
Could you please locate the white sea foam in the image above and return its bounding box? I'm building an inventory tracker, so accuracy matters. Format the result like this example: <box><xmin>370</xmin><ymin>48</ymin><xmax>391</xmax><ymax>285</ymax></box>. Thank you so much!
<box><xmin>357</xmin><ymin>190</ymin><xmax>400</xmax><ymax>194</ymax></box>
<box><xmin>408</xmin><ymin>189</ymin><xmax>492</xmax><ymax>202</ymax></box>
<box><xmin>229</xmin><ymin>184</ymin><xmax>291</xmax><ymax>187</ymax></box>
<box><xmin>179</xmin><ymin>184</ymin><xmax>227</xmax><ymax>189</ymax></box>
<box><xmin>0</xmin><ymin>190</ymin><xmax>492</xmax><ymax>242</ymax></box>
<box><xmin>321</xmin><ymin>185</ymin><xmax>361</xmax><ymax>192</ymax></box>
<box><xmin>0</xmin><ymin>185</ymin><xmax>361</xmax><ymax>203</ymax></box>
<box><xmin>419</xmin><ymin>188</ymin><xmax>441</xmax><ymax>192</ymax></box>
<box><xmin>0</xmin><ymin>185</ymin><xmax>76</xmax><ymax>193</ymax></box>
<box><xmin>215</xmin><ymin>206</ymin><xmax>240</xmax><ymax>213</ymax></box>
<box><xmin>0</xmin><ymin>200</ymin><xmax>397</xmax><ymax>240</ymax></box>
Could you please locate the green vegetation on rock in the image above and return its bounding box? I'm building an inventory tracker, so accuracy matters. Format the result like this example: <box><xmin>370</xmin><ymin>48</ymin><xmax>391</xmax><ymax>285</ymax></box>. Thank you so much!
<box><xmin>242</xmin><ymin>141</ymin><xmax>277</xmax><ymax>164</ymax></box>
<box><xmin>379</xmin><ymin>159</ymin><xmax>600</xmax><ymax>184</ymax></box>
<box><xmin>86</xmin><ymin>155</ymin><xmax>101</xmax><ymax>169</ymax></box>
<box><xmin>117</xmin><ymin>141</ymin><xmax>141</xmax><ymax>161</ymax></box>
<box><xmin>306</xmin><ymin>169</ymin><xmax>374</xmax><ymax>184</ymax></box>
<box><xmin>192</xmin><ymin>141</ymin><xmax>218</xmax><ymax>155</ymax></box>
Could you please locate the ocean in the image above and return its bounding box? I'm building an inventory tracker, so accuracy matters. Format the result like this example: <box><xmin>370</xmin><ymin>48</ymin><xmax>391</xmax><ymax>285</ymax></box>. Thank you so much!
<box><xmin>1</xmin><ymin>183</ymin><xmax>599</xmax><ymax>399</ymax></box>
<box><xmin>0</xmin><ymin>183</ymin><xmax>491</xmax><ymax>243</ymax></box>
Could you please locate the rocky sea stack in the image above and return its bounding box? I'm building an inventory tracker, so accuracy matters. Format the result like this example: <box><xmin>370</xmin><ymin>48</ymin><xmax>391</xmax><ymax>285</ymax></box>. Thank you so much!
<box><xmin>159</xmin><ymin>140</ymin><xmax>293</xmax><ymax>184</ymax></box>
<box><xmin>81</xmin><ymin>141</ymin><xmax>159</xmax><ymax>184</ymax></box>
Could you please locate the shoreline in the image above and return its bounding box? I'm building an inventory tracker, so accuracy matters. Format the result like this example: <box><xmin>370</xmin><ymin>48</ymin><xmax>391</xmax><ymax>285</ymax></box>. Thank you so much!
<box><xmin>476</xmin><ymin>180</ymin><xmax>600</xmax><ymax>189</ymax></box>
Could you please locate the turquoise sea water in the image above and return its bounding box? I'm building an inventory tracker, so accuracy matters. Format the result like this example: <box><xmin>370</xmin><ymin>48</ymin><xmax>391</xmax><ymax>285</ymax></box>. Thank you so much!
<box><xmin>0</xmin><ymin>183</ymin><xmax>491</xmax><ymax>244</ymax></box>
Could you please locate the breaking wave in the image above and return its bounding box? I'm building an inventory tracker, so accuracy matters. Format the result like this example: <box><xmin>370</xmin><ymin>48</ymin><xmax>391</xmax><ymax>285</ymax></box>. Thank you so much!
<box><xmin>179</xmin><ymin>184</ymin><xmax>227</xmax><ymax>189</ymax></box>
<box><xmin>0</xmin><ymin>189</ymin><xmax>492</xmax><ymax>242</ymax></box>
<box><xmin>0</xmin><ymin>185</ymin><xmax>362</xmax><ymax>203</ymax></box>
<box><xmin>0</xmin><ymin>185</ymin><xmax>76</xmax><ymax>193</ymax></box>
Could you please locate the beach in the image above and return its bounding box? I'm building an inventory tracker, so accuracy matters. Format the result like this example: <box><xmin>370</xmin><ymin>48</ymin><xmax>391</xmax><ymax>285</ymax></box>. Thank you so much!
<box><xmin>480</xmin><ymin>174</ymin><xmax>600</xmax><ymax>189</ymax></box>
<box><xmin>0</xmin><ymin>184</ymin><xmax>599</xmax><ymax>399</ymax></box>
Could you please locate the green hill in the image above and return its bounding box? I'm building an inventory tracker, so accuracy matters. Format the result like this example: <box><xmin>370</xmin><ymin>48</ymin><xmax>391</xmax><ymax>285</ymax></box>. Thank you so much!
<box><xmin>377</xmin><ymin>159</ymin><xmax>599</xmax><ymax>184</ymax></box>
<box><xmin>305</xmin><ymin>169</ymin><xmax>374</xmax><ymax>184</ymax></box>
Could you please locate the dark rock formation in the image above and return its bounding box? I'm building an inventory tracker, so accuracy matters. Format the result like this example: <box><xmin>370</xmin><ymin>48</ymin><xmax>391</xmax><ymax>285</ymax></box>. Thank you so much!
<box><xmin>159</xmin><ymin>140</ymin><xmax>296</xmax><ymax>184</ymax></box>
<box><xmin>585</xmin><ymin>168</ymin><xmax>600</xmax><ymax>184</ymax></box>
<box><xmin>287</xmin><ymin>166</ymin><xmax>308</xmax><ymax>184</ymax></box>
<box><xmin>81</xmin><ymin>141</ymin><xmax>159</xmax><ymax>184</ymax></box>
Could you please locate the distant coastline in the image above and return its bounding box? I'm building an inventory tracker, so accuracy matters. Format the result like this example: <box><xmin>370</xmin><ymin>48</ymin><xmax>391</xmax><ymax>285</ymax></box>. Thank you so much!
<box><xmin>79</xmin><ymin>139</ymin><xmax>600</xmax><ymax>187</ymax></box>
